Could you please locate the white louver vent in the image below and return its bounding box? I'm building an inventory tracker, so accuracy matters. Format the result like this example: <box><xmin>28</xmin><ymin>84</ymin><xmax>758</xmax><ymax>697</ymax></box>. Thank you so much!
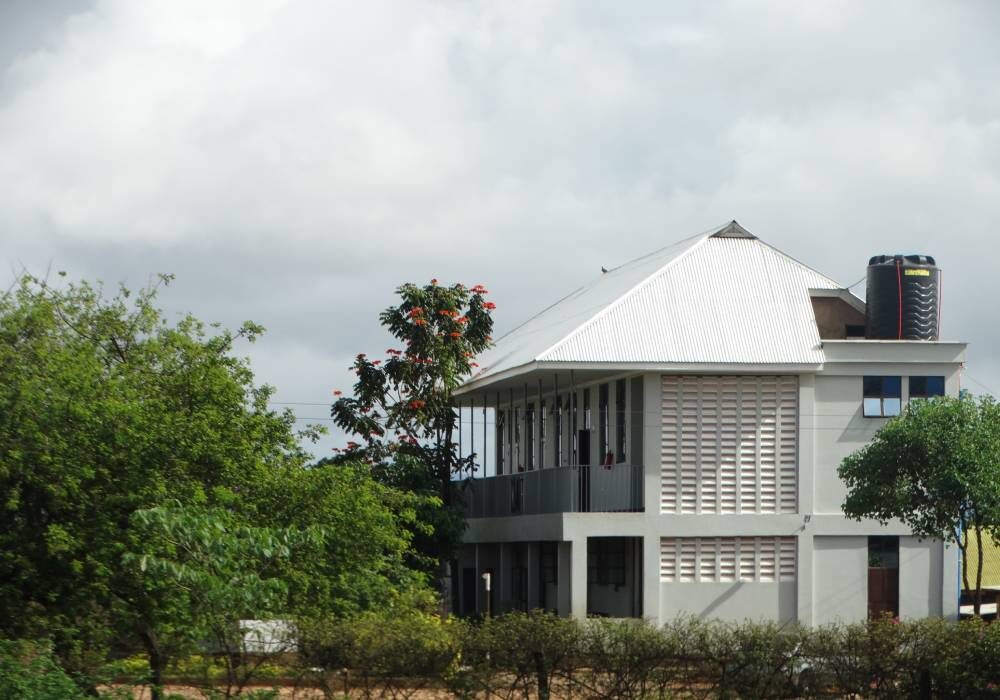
<box><xmin>661</xmin><ymin>375</ymin><xmax>798</xmax><ymax>514</ymax></box>
<box><xmin>660</xmin><ymin>537</ymin><xmax>797</xmax><ymax>583</ymax></box>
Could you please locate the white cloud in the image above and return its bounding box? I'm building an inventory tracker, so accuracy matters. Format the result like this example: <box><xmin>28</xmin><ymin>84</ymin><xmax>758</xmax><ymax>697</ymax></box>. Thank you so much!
<box><xmin>2</xmin><ymin>0</ymin><xmax>1000</xmax><ymax>452</ymax></box>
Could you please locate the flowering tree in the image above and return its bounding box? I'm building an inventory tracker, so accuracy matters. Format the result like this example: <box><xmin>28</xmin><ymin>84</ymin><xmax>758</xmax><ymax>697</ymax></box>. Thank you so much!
<box><xmin>331</xmin><ymin>280</ymin><xmax>494</xmax><ymax>583</ymax></box>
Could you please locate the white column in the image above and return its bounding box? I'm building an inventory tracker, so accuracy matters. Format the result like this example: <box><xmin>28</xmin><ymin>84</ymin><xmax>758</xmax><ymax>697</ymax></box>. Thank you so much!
<box><xmin>797</xmin><ymin>374</ymin><xmax>815</xmax><ymax>625</ymax></box>
<box><xmin>642</xmin><ymin>534</ymin><xmax>661</xmax><ymax>624</ymax></box>
<box><xmin>642</xmin><ymin>373</ymin><xmax>662</xmax><ymax>515</ymax></box>
<box><xmin>571</xmin><ymin>537</ymin><xmax>588</xmax><ymax>618</ymax></box>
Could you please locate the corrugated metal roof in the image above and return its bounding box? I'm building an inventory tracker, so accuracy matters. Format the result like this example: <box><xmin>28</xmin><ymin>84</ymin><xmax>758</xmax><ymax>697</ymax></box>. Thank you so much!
<box><xmin>467</xmin><ymin>221</ymin><xmax>853</xmax><ymax>386</ymax></box>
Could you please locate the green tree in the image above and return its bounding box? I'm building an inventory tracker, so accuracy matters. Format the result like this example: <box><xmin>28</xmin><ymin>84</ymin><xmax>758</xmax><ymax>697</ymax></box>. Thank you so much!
<box><xmin>838</xmin><ymin>394</ymin><xmax>1000</xmax><ymax>615</ymax></box>
<box><xmin>331</xmin><ymin>280</ymin><xmax>494</xmax><ymax>600</ymax></box>
<box><xmin>0</xmin><ymin>273</ymin><xmax>432</xmax><ymax>695</ymax></box>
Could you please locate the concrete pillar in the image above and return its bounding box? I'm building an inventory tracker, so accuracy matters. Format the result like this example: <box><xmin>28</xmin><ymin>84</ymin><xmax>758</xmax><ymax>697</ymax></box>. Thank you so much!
<box><xmin>796</xmin><ymin>531</ymin><xmax>814</xmax><ymax>626</ymax></box>
<box><xmin>556</xmin><ymin>541</ymin><xmax>572</xmax><ymax>616</ymax></box>
<box><xmin>571</xmin><ymin>537</ymin><xmax>588</xmax><ymax>618</ymax></box>
<box><xmin>642</xmin><ymin>373</ymin><xmax>662</xmax><ymax>514</ymax></box>
<box><xmin>642</xmin><ymin>534</ymin><xmax>661</xmax><ymax>624</ymax></box>
<box><xmin>795</xmin><ymin>374</ymin><xmax>815</xmax><ymax>625</ymax></box>
<box><xmin>942</xmin><ymin>540</ymin><xmax>960</xmax><ymax>620</ymax></box>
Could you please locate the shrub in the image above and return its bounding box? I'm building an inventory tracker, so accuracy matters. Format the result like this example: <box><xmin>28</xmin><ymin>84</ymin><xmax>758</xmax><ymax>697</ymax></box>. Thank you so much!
<box><xmin>574</xmin><ymin>617</ymin><xmax>676</xmax><ymax>699</ymax></box>
<box><xmin>450</xmin><ymin>611</ymin><xmax>582</xmax><ymax>700</ymax></box>
<box><xmin>0</xmin><ymin>640</ymin><xmax>85</xmax><ymax>700</ymax></box>
<box><xmin>298</xmin><ymin>606</ymin><xmax>462</xmax><ymax>699</ymax></box>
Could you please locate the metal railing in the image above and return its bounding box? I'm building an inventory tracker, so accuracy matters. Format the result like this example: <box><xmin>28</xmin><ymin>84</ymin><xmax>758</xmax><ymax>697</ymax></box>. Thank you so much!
<box><xmin>458</xmin><ymin>463</ymin><xmax>644</xmax><ymax>518</ymax></box>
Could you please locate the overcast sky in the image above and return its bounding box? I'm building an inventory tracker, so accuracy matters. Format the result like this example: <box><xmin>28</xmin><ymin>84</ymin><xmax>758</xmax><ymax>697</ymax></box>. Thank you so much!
<box><xmin>2</xmin><ymin>0</ymin><xmax>998</xmax><ymax>457</ymax></box>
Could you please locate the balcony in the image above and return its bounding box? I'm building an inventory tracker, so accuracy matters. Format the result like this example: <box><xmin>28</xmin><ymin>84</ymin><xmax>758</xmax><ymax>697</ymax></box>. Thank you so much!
<box><xmin>459</xmin><ymin>463</ymin><xmax>644</xmax><ymax>518</ymax></box>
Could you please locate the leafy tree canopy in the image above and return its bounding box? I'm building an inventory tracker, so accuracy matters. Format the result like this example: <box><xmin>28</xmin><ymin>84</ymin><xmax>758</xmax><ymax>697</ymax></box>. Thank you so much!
<box><xmin>330</xmin><ymin>280</ymin><xmax>494</xmax><ymax>569</ymax></box>
<box><xmin>0</xmin><ymin>273</ymin><xmax>432</xmax><ymax>692</ymax></box>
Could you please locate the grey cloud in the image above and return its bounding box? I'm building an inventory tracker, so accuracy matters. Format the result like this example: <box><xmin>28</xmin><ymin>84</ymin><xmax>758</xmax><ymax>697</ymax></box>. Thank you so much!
<box><xmin>2</xmin><ymin>0</ymin><xmax>1000</xmax><ymax>454</ymax></box>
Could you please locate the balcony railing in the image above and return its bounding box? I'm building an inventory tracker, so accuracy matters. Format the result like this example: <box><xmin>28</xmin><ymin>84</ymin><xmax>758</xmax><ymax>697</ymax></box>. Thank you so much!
<box><xmin>458</xmin><ymin>463</ymin><xmax>644</xmax><ymax>518</ymax></box>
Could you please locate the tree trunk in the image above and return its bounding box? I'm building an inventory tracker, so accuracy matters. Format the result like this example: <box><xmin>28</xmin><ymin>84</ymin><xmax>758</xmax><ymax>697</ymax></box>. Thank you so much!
<box><xmin>140</xmin><ymin>627</ymin><xmax>168</xmax><ymax>700</ymax></box>
<box><xmin>960</xmin><ymin>527</ymin><xmax>970</xmax><ymax>600</ymax></box>
<box><xmin>975</xmin><ymin>524</ymin><xmax>985</xmax><ymax>617</ymax></box>
<box><xmin>534</xmin><ymin>652</ymin><xmax>550</xmax><ymax>700</ymax></box>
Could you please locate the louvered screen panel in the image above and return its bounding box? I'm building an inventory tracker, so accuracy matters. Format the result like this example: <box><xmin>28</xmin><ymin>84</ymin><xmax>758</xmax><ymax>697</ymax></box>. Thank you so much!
<box><xmin>660</xmin><ymin>538</ymin><xmax>678</xmax><ymax>582</ymax></box>
<box><xmin>699</xmin><ymin>538</ymin><xmax>717</xmax><ymax>582</ymax></box>
<box><xmin>719</xmin><ymin>537</ymin><xmax>737</xmax><ymax>582</ymax></box>
<box><xmin>778</xmin><ymin>377</ymin><xmax>799</xmax><ymax>512</ymax></box>
<box><xmin>738</xmin><ymin>538</ymin><xmax>756</xmax><ymax>582</ymax></box>
<box><xmin>699</xmin><ymin>378</ymin><xmax>720</xmax><ymax>513</ymax></box>
<box><xmin>679</xmin><ymin>540</ymin><xmax>697</xmax><ymax>582</ymax></box>
<box><xmin>779</xmin><ymin>537</ymin><xmax>797</xmax><ymax>581</ymax></box>
<box><xmin>660</xmin><ymin>378</ymin><xmax>680</xmax><ymax>512</ymax></box>
<box><xmin>662</xmin><ymin>375</ymin><xmax>798</xmax><ymax>514</ymax></box>
<box><xmin>661</xmin><ymin>537</ymin><xmax>797</xmax><ymax>583</ymax></box>
<box><xmin>758</xmin><ymin>538</ymin><xmax>777</xmax><ymax>582</ymax></box>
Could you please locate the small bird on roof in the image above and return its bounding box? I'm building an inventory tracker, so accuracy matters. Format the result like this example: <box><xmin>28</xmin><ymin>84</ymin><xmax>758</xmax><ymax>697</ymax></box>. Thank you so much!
<box><xmin>601</xmin><ymin>267</ymin><xmax>608</xmax><ymax>273</ymax></box>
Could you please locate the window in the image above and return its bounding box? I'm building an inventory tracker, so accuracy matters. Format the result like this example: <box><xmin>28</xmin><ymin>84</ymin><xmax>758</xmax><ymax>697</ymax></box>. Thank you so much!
<box><xmin>588</xmin><ymin>538</ymin><xmax>627</xmax><ymax>586</ymax></box>
<box><xmin>909</xmin><ymin>376</ymin><xmax>945</xmax><ymax>399</ymax></box>
<box><xmin>539</xmin><ymin>400</ymin><xmax>546</xmax><ymax>469</ymax></box>
<box><xmin>599</xmin><ymin>383</ymin><xmax>610</xmax><ymax>464</ymax></box>
<box><xmin>615</xmin><ymin>379</ymin><xmax>627</xmax><ymax>463</ymax></box>
<box><xmin>863</xmin><ymin>376</ymin><xmax>901</xmax><ymax>417</ymax></box>
<box><xmin>525</xmin><ymin>403</ymin><xmax>535</xmax><ymax>470</ymax></box>
<box><xmin>495</xmin><ymin>409</ymin><xmax>505</xmax><ymax>475</ymax></box>
<box><xmin>555</xmin><ymin>396</ymin><xmax>563</xmax><ymax>467</ymax></box>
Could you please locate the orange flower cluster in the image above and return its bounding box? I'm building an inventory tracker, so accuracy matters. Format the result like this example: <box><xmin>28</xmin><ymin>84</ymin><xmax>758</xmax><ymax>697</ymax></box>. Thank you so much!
<box><xmin>333</xmin><ymin>390</ymin><xmax>342</xmax><ymax>396</ymax></box>
<box><xmin>449</xmin><ymin>332</ymin><xmax>462</xmax><ymax>338</ymax></box>
<box><xmin>471</xmin><ymin>284</ymin><xmax>489</xmax><ymax>294</ymax></box>
<box><xmin>409</xmin><ymin>399</ymin><xmax>426</xmax><ymax>410</ymax></box>
<box><xmin>346</xmin><ymin>441</ymin><xmax>360</xmax><ymax>450</ymax></box>
<box><xmin>414</xmin><ymin>318</ymin><xmax>428</xmax><ymax>326</ymax></box>
<box><xmin>439</xmin><ymin>309</ymin><xmax>460</xmax><ymax>318</ymax></box>
<box><xmin>408</xmin><ymin>307</ymin><xmax>424</xmax><ymax>318</ymax></box>
<box><xmin>483</xmin><ymin>301</ymin><xmax>496</xmax><ymax>310</ymax></box>
<box><xmin>386</xmin><ymin>348</ymin><xmax>402</xmax><ymax>356</ymax></box>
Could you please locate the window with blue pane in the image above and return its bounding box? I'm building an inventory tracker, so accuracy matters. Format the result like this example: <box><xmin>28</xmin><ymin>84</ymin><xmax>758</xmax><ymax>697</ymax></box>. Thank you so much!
<box><xmin>909</xmin><ymin>376</ymin><xmax>945</xmax><ymax>399</ymax></box>
<box><xmin>863</xmin><ymin>376</ymin><xmax>901</xmax><ymax>417</ymax></box>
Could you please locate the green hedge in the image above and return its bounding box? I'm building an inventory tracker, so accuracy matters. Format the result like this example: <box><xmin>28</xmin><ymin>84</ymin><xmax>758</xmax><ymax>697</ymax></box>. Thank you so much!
<box><xmin>298</xmin><ymin>611</ymin><xmax>1000</xmax><ymax>699</ymax></box>
<box><xmin>0</xmin><ymin>640</ymin><xmax>86</xmax><ymax>700</ymax></box>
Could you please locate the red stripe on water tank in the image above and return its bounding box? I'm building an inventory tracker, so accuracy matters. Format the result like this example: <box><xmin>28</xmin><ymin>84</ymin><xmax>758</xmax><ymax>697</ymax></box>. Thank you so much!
<box><xmin>896</xmin><ymin>259</ymin><xmax>902</xmax><ymax>339</ymax></box>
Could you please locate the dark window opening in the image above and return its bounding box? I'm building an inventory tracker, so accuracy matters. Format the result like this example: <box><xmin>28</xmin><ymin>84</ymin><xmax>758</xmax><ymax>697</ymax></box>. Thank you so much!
<box><xmin>868</xmin><ymin>536</ymin><xmax>900</xmax><ymax>619</ymax></box>
<box><xmin>539</xmin><ymin>400</ymin><xmax>546</xmax><ymax>469</ymax></box>
<box><xmin>599</xmin><ymin>383</ymin><xmax>610</xmax><ymax>465</ymax></box>
<box><xmin>909</xmin><ymin>376</ymin><xmax>945</xmax><ymax>399</ymax></box>
<box><xmin>588</xmin><ymin>537</ymin><xmax>627</xmax><ymax>587</ymax></box>
<box><xmin>555</xmin><ymin>396</ymin><xmax>563</xmax><ymax>467</ymax></box>
<box><xmin>863</xmin><ymin>376</ymin><xmax>901</xmax><ymax>417</ymax></box>
<box><xmin>526</xmin><ymin>403</ymin><xmax>535</xmax><ymax>470</ymax></box>
<box><xmin>511</xmin><ymin>566</ymin><xmax>528</xmax><ymax>610</ymax></box>
<box><xmin>495</xmin><ymin>409</ymin><xmax>505</xmax><ymax>475</ymax></box>
<box><xmin>514</xmin><ymin>406</ymin><xmax>522</xmax><ymax>471</ymax></box>
<box><xmin>615</xmin><ymin>379</ymin><xmax>627</xmax><ymax>463</ymax></box>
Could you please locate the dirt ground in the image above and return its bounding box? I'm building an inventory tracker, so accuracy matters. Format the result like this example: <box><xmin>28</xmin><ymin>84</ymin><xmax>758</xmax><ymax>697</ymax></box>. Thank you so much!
<box><xmin>108</xmin><ymin>683</ymin><xmax>455</xmax><ymax>699</ymax></box>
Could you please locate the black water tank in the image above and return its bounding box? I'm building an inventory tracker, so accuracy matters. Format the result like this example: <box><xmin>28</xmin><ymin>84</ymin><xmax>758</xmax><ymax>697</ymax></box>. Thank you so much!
<box><xmin>865</xmin><ymin>255</ymin><xmax>940</xmax><ymax>340</ymax></box>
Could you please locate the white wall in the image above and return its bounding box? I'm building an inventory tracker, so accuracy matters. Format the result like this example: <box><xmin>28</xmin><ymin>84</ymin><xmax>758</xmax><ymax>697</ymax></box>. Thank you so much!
<box><xmin>660</xmin><ymin>582</ymin><xmax>796</xmax><ymax>623</ymax></box>
<box><xmin>899</xmin><ymin>537</ymin><xmax>943</xmax><ymax>619</ymax></box>
<box><xmin>813</xmin><ymin>536</ymin><xmax>868</xmax><ymax>624</ymax></box>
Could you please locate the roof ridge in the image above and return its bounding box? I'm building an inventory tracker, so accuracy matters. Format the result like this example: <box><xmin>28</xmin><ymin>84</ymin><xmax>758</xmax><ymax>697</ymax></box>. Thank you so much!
<box><xmin>535</xmin><ymin>230</ymin><xmax>712</xmax><ymax>362</ymax></box>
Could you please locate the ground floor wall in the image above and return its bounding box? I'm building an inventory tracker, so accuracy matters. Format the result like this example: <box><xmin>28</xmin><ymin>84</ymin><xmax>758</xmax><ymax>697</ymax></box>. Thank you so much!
<box><xmin>459</xmin><ymin>525</ymin><xmax>959</xmax><ymax>625</ymax></box>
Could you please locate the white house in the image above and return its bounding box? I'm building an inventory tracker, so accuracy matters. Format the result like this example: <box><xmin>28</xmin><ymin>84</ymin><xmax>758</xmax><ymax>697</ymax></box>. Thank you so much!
<box><xmin>452</xmin><ymin>221</ymin><xmax>964</xmax><ymax>625</ymax></box>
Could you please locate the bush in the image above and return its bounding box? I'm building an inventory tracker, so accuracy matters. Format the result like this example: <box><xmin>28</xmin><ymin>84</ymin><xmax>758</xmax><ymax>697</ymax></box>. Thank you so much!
<box><xmin>574</xmin><ymin>617</ymin><xmax>677</xmax><ymax>699</ymax></box>
<box><xmin>298</xmin><ymin>606</ymin><xmax>462</xmax><ymax>699</ymax></box>
<box><xmin>450</xmin><ymin>611</ymin><xmax>581</xmax><ymax>700</ymax></box>
<box><xmin>0</xmin><ymin>640</ymin><xmax>85</xmax><ymax>700</ymax></box>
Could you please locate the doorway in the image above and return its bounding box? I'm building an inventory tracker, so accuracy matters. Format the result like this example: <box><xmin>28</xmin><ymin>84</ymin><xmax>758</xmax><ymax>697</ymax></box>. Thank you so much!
<box><xmin>868</xmin><ymin>536</ymin><xmax>900</xmax><ymax>619</ymax></box>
